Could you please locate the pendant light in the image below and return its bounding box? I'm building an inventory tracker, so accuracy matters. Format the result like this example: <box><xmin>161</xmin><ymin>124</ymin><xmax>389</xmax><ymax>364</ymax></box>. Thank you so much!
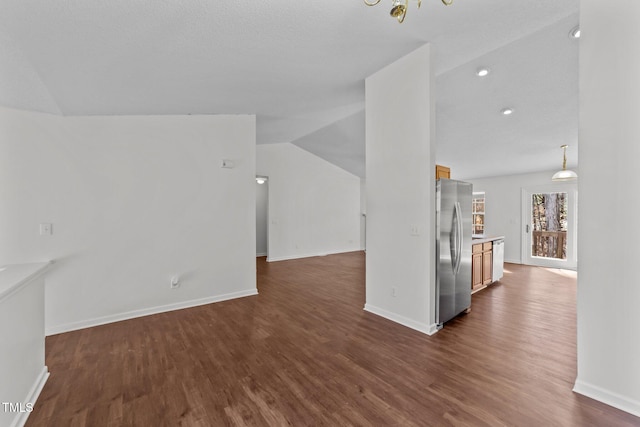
<box><xmin>551</xmin><ymin>145</ymin><xmax>578</xmax><ymax>181</ymax></box>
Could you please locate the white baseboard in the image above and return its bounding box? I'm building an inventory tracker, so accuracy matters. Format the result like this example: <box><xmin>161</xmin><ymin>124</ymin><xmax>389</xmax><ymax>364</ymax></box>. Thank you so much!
<box><xmin>267</xmin><ymin>252</ymin><xmax>325</xmax><ymax>262</ymax></box>
<box><xmin>10</xmin><ymin>366</ymin><xmax>49</xmax><ymax>427</ymax></box>
<box><xmin>363</xmin><ymin>303</ymin><xmax>438</xmax><ymax>336</ymax></box>
<box><xmin>46</xmin><ymin>289</ymin><xmax>258</xmax><ymax>336</ymax></box>
<box><xmin>267</xmin><ymin>249</ymin><xmax>362</xmax><ymax>263</ymax></box>
<box><xmin>256</xmin><ymin>252</ymin><xmax>267</xmax><ymax>257</ymax></box>
<box><xmin>573</xmin><ymin>379</ymin><xmax>640</xmax><ymax>418</ymax></box>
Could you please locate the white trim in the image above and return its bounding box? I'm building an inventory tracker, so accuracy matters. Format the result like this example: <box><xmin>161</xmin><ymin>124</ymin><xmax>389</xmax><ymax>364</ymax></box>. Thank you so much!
<box><xmin>45</xmin><ymin>289</ymin><xmax>258</xmax><ymax>336</ymax></box>
<box><xmin>9</xmin><ymin>366</ymin><xmax>49</xmax><ymax>427</ymax></box>
<box><xmin>267</xmin><ymin>252</ymin><xmax>326</xmax><ymax>262</ymax></box>
<box><xmin>256</xmin><ymin>252</ymin><xmax>268</xmax><ymax>257</ymax></box>
<box><xmin>363</xmin><ymin>303</ymin><xmax>439</xmax><ymax>336</ymax></box>
<box><xmin>573</xmin><ymin>379</ymin><xmax>640</xmax><ymax>418</ymax></box>
<box><xmin>267</xmin><ymin>249</ymin><xmax>361</xmax><ymax>263</ymax></box>
<box><xmin>500</xmin><ymin>260</ymin><xmax>577</xmax><ymax>274</ymax></box>
<box><xmin>0</xmin><ymin>261</ymin><xmax>53</xmax><ymax>303</ymax></box>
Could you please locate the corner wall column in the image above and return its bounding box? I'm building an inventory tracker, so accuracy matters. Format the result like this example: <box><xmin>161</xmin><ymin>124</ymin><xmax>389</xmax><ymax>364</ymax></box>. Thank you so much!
<box><xmin>576</xmin><ymin>0</ymin><xmax>640</xmax><ymax>417</ymax></box>
<box><xmin>364</xmin><ymin>44</ymin><xmax>437</xmax><ymax>334</ymax></box>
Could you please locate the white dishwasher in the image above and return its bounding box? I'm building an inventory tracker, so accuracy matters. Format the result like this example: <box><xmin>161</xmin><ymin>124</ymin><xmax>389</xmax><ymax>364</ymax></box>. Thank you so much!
<box><xmin>492</xmin><ymin>239</ymin><xmax>504</xmax><ymax>281</ymax></box>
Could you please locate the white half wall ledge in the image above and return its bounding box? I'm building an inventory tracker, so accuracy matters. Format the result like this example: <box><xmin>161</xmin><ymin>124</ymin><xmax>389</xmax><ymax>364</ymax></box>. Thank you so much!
<box><xmin>45</xmin><ymin>289</ymin><xmax>258</xmax><ymax>336</ymax></box>
<box><xmin>0</xmin><ymin>262</ymin><xmax>51</xmax><ymax>427</ymax></box>
<box><xmin>573</xmin><ymin>380</ymin><xmax>640</xmax><ymax>419</ymax></box>
<box><xmin>10</xmin><ymin>367</ymin><xmax>49</xmax><ymax>427</ymax></box>
<box><xmin>0</xmin><ymin>261</ymin><xmax>53</xmax><ymax>303</ymax></box>
<box><xmin>364</xmin><ymin>303</ymin><xmax>440</xmax><ymax>336</ymax></box>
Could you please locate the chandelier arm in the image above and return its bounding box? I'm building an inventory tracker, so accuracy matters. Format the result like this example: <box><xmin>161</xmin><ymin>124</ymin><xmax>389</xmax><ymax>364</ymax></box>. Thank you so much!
<box><xmin>442</xmin><ymin>0</ymin><xmax>453</xmax><ymax>5</ymax></box>
<box><xmin>364</xmin><ymin>0</ymin><xmax>382</xmax><ymax>6</ymax></box>
<box><xmin>397</xmin><ymin>0</ymin><xmax>408</xmax><ymax>22</ymax></box>
<box><xmin>417</xmin><ymin>0</ymin><xmax>422</xmax><ymax>8</ymax></box>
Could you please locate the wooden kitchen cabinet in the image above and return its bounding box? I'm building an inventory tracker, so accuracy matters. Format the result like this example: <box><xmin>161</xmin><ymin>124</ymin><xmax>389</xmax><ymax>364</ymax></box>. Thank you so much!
<box><xmin>435</xmin><ymin>165</ymin><xmax>450</xmax><ymax>179</ymax></box>
<box><xmin>472</xmin><ymin>241</ymin><xmax>493</xmax><ymax>292</ymax></box>
<box><xmin>472</xmin><ymin>248</ymin><xmax>483</xmax><ymax>291</ymax></box>
<box><xmin>482</xmin><ymin>242</ymin><xmax>493</xmax><ymax>285</ymax></box>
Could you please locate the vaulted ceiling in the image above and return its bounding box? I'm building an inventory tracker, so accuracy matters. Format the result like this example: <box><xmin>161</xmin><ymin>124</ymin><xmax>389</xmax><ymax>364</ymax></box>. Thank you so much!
<box><xmin>0</xmin><ymin>0</ymin><xmax>579</xmax><ymax>179</ymax></box>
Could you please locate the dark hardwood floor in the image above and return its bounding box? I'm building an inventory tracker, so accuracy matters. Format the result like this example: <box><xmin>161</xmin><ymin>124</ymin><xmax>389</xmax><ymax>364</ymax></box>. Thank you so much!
<box><xmin>26</xmin><ymin>252</ymin><xmax>639</xmax><ymax>426</ymax></box>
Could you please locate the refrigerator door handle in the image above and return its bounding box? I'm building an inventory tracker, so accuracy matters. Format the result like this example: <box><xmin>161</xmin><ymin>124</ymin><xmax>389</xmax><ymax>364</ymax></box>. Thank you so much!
<box><xmin>452</xmin><ymin>202</ymin><xmax>463</xmax><ymax>275</ymax></box>
<box><xmin>450</xmin><ymin>206</ymin><xmax>457</xmax><ymax>273</ymax></box>
<box><xmin>456</xmin><ymin>202</ymin><xmax>463</xmax><ymax>274</ymax></box>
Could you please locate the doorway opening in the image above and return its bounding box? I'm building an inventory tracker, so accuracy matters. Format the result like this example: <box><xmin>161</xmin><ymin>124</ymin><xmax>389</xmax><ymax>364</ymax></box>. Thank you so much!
<box><xmin>256</xmin><ymin>176</ymin><xmax>269</xmax><ymax>258</ymax></box>
<box><xmin>522</xmin><ymin>185</ymin><xmax>577</xmax><ymax>269</ymax></box>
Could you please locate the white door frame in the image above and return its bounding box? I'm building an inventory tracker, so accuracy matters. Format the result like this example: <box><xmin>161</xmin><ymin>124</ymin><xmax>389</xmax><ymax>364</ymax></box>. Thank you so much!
<box><xmin>256</xmin><ymin>176</ymin><xmax>269</xmax><ymax>258</ymax></box>
<box><xmin>521</xmin><ymin>183</ymin><xmax>578</xmax><ymax>270</ymax></box>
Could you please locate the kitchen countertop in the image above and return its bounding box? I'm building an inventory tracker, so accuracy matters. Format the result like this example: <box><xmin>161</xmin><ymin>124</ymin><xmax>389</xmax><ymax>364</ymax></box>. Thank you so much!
<box><xmin>471</xmin><ymin>236</ymin><xmax>504</xmax><ymax>245</ymax></box>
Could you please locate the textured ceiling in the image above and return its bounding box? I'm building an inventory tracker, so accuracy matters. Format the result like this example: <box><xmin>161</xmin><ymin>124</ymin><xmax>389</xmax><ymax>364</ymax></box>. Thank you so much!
<box><xmin>0</xmin><ymin>0</ymin><xmax>579</xmax><ymax>179</ymax></box>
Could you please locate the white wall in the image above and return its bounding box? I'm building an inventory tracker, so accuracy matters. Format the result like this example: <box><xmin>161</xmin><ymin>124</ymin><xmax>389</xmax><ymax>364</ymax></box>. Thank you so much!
<box><xmin>256</xmin><ymin>143</ymin><xmax>361</xmax><ymax>262</ymax></box>
<box><xmin>365</xmin><ymin>44</ymin><xmax>437</xmax><ymax>334</ymax></box>
<box><xmin>467</xmin><ymin>170</ymin><xmax>577</xmax><ymax>264</ymax></box>
<box><xmin>575</xmin><ymin>0</ymin><xmax>640</xmax><ymax>417</ymax></box>
<box><xmin>0</xmin><ymin>107</ymin><xmax>257</xmax><ymax>334</ymax></box>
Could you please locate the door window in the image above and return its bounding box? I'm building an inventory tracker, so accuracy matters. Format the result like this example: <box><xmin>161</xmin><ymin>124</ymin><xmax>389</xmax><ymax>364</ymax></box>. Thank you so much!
<box><xmin>531</xmin><ymin>192</ymin><xmax>567</xmax><ymax>260</ymax></box>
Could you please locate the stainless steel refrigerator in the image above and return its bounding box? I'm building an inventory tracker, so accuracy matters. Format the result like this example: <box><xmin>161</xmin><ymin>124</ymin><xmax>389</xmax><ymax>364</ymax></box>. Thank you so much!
<box><xmin>436</xmin><ymin>179</ymin><xmax>472</xmax><ymax>326</ymax></box>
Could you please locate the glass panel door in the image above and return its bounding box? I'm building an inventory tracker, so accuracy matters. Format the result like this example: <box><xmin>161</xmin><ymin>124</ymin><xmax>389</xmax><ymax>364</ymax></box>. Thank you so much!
<box><xmin>522</xmin><ymin>185</ymin><xmax>577</xmax><ymax>270</ymax></box>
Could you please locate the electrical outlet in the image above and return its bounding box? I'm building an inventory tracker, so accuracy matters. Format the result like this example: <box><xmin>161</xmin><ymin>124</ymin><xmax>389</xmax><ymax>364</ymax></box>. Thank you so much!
<box><xmin>170</xmin><ymin>276</ymin><xmax>180</xmax><ymax>289</ymax></box>
<box><xmin>410</xmin><ymin>224</ymin><xmax>420</xmax><ymax>236</ymax></box>
<box><xmin>39</xmin><ymin>223</ymin><xmax>53</xmax><ymax>235</ymax></box>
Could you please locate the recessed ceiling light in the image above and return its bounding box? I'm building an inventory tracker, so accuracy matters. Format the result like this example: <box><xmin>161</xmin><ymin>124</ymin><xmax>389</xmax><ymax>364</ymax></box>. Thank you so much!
<box><xmin>476</xmin><ymin>68</ymin><xmax>490</xmax><ymax>77</ymax></box>
<box><xmin>501</xmin><ymin>108</ymin><xmax>514</xmax><ymax>116</ymax></box>
<box><xmin>570</xmin><ymin>26</ymin><xmax>580</xmax><ymax>39</ymax></box>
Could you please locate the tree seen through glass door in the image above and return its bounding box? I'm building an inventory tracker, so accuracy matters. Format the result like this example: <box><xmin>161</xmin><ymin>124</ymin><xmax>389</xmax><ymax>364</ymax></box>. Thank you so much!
<box><xmin>531</xmin><ymin>192</ymin><xmax>568</xmax><ymax>260</ymax></box>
